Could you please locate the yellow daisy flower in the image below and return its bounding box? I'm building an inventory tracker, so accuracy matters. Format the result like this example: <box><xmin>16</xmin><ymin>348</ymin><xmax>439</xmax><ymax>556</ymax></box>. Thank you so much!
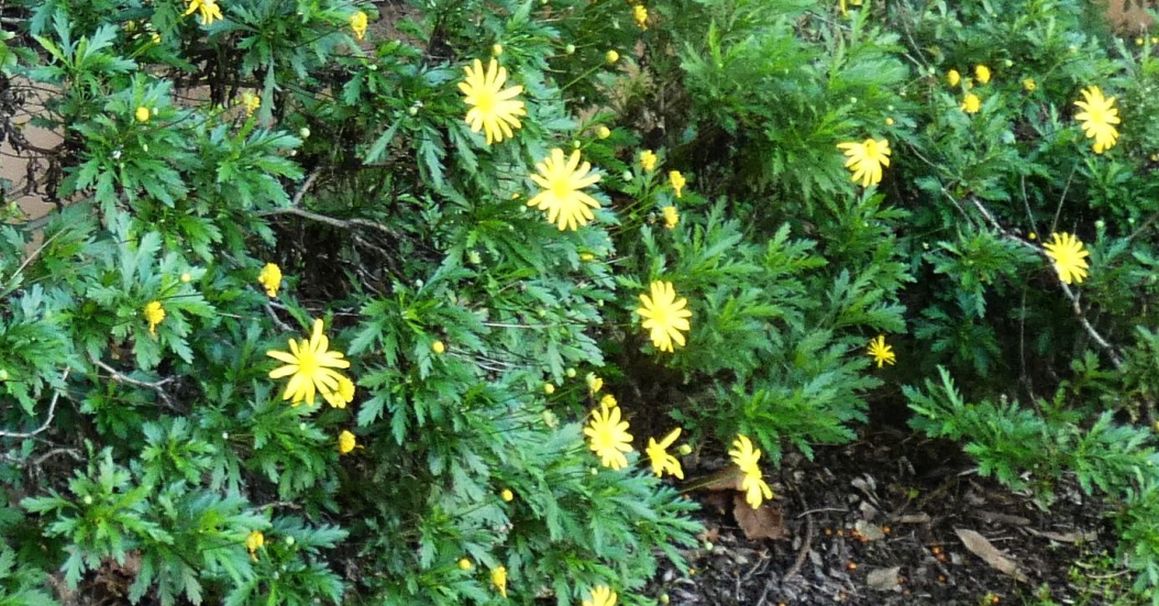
<box><xmin>1074</xmin><ymin>86</ymin><xmax>1121</xmax><ymax>154</ymax></box>
<box><xmin>584</xmin><ymin>400</ymin><xmax>634</xmax><ymax>470</ymax></box>
<box><xmin>633</xmin><ymin>5</ymin><xmax>648</xmax><ymax>30</ymax></box>
<box><xmin>584</xmin><ymin>585</ymin><xmax>618</xmax><ymax>606</ymax></box>
<box><xmin>867</xmin><ymin>335</ymin><xmax>896</xmax><ymax>368</ymax></box>
<box><xmin>458</xmin><ymin>58</ymin><xmax>526</xmax><ymax>145</ymax></box>
<box><xmin>646</xmin><ymin>428</ymin><xmax>684</xmax><ymax>479</ymax></box>
<box><xmin>974</xmin><ymin>64</ymin><xmax>991</xmax><ymax>84</ymax></box>
<box><xmin>527</xmin><ymin>148</ymin><xmax>602</xmax><ymax>230</ymax></box>
<box><xmin>350</xmin><ymin>10</ymin><xmax>368</xmax><ymax>41</ymax></box>
<box><xmin>961</xmin><ymin>93</ymin><xmax>981</xmax><ymax>114</ymax></box>
<box><xmin>266</xmin><ymin>319</ymin><xmax>355</xmax><ymax>408</ymax></box>
<box><xmin>636</xmin><ymin>280</ymin><xmax>692</xmax><ymax>353</ymax></box>
<box><xmin>729</xmin><ymin>435</ymin><xmax>773</xmax><ymax>509</ymax></box>
<box><xmin>241</xmin><ymin>91</ymin><xmax>260</xmax><ymax>117</ymax></box>
<box><xmin>947</xmin><ymin>69</ymin><xmax>961</xmax><ymax>88</ymax></box>
<box><xmin>836</xmin><ymin>138</ymin><xmax>890</xmax><ymax>187</ymax></box>
<box><xmin>144</xmin><ymin>301</ymin><xmax>165</xmax><ymax>336</ymax></box>
<box><xmin>661</xmin><ymin>205</ymin><xmax>679</xmax><ymax>229</ymax></box>
<box><xmin>668</xmin><ymin>170</ymin><xmax>686</xmax><ymax>198</ymax></box>
<box><xmin>183</xmin><ymin>0</ymin><xmax>223</xmax><ymax>25</ymax></box>
<box><xmin>1043</xmin><ymin>232</ymin><xmax>1090</xmax><ymax>285</ymax></box>
<box><xmin>639</xmin><ymin>149</ymin><xmax>657</xmax><ymax>172</ymax></box>
<box><xmin>587</xmin><ymin>373</ymin><xmax>604</xmax><ymax>394</ymax></box>
<box><xmin>258</xmin><ymin>262</ymin><xmax>281</xmax><ymax>297</ymax></box>
<box><xmin>338</xmin><ymin>430</ymin><xmax>357</xmax><ymax>454</ymax></box>
<box><xmin>245</xmin><ymin>530</ymin><xmax>264</xmax><ymax>561</ymax></box>
<box><xmin>491</xmin><ymin>566</ymin><xmax>508</xmax><ymax>598</ymax></box>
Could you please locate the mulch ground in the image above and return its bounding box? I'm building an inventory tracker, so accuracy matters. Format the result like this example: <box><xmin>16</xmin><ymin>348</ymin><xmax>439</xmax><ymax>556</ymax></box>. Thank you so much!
<box><xmin>654</xmin><ymin>431</ymin><xmax>1125</xmax><ymax>605</ymax></box>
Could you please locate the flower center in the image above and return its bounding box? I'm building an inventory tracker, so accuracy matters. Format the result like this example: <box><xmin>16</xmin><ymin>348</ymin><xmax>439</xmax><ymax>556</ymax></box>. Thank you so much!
<box><xmin>474</xmin><ymin>90</ymin><xmax>497</xmax><ymax>114</ymax></box>
<box><xmin>296</xmin><ymin>347</ymin><xmax>319</xmax><ymax>377</ymax></box>
<box><xmin>863</xmin><ymin>140</ymin><xmax>879</xmax><ymax>157</ymax></box>
<box><xmin>549</xmin><ymin>176</ymin><xmax>573</xmax><ymax>199</ymax></box>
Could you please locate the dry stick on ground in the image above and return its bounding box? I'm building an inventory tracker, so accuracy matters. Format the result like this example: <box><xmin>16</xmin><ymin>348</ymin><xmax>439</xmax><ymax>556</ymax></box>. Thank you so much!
<box><xmin>947</xmin><ymin>188</ymin><xmax>1124</xmax><ymax>369</ymax></box>
<box><xmin>90</xmin><ymin>357</ymin><xmax>177</xmax><ymax>410</ymax></box>
<box><xmin>0</xmin><ymin>368</ymin><xmax>70</xmax><ymax>439</ymax></box>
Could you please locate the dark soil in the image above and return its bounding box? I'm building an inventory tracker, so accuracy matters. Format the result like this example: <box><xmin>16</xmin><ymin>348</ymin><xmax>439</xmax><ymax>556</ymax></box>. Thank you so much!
<box><xmin>654</xmin><ymin>431</ymin><xmax>1125</xmax><ymax>605</ymax></box>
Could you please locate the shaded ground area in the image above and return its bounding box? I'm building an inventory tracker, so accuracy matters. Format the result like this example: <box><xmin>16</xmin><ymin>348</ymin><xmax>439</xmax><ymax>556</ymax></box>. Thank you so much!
<box><xmin>655</xmin><ymin>432</ymin><xmax>1126</xmax><ymax>605</ymax></box>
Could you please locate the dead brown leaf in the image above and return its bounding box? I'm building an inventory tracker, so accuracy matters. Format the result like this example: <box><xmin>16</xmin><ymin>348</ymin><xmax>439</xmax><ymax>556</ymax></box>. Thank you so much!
<box><xmin>1024</xmin><ymin>527</ymin><xmax>1097</xmax><ymax>544</ymax></box>
<box><xmin>733</xmin><ymin>495</ymin><xmax>787</xmax><ymax>540</ymax></box>
<box><xmin>866</xmin><ymin>566</ymin><xmax>901</xmax><ymax>591</ymax></box>
<box><xmin>955</xmin><ymin>528</ymin><xmax>1028</xmax><ymax>582</ymax></box>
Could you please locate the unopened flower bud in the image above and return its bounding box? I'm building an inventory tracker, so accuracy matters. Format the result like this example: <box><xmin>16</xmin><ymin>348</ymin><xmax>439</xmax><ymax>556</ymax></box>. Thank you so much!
<box><xmin>565</xmin><ymin>43</ymin><xmax>576</xmax><ymax>55</ymax></box>
<box><xmin>605</xmin><ymin>50</ymin><xmax>620</xmax><ymax>64</ymax></box>
<box><xmin>299</xmin><ymin>127</ymin><xmax>311</xmax><ymax>139</ymax></box>
<box><xmin>596</xmin><ymin>125</ymin><xmax>611</xmax><ymax>139</ymax></box>
<box><xmin>492</xmin><ymin>43</ymin><xmax>503</xmax><ymax>57</ymax></box>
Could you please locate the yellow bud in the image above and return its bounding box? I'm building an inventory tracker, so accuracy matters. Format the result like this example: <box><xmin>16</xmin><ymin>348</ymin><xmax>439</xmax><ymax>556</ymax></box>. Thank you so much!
<box><xmin>885</xmin><ymin>117</ymin><xmax>894</xmax><ymax>126</ymax></box>
<box><xmin>432</xmin><ymin>340</ymin><xmax>446</xmax><ymax>354</ymax></box>
<box><xmin>492</xmin><ymin>43</ymin><xmax>504</xmax><ymax>56</ymax></box>
<box><xmin>543</xmin><ymin>383</ymin><xmax>555</xmax><ymax>395</ymax></box>
<box><xmin>458</xmin><ymin>558</ymin><xmax>473</xmax><ymax>571</ymax></box>
<box><xmin>135</xmin><ymin>106</ymin><xmax>151</xmax><ymax>123</ymax></box>
<box><xmin>179</xmin><ymin>272</ymin><xmax>192</xmax><ymax>283</ymax></box>
<box><xmin>500</xmin><ymin>489</ymin><xmax>514</xmax><ymax>502</ymax></box>
<box><xmin>596</xmin><ymin>125</ymin><xmax>611</xmax><ymax>139</ymax></box>
<box><xmin>677</xmin><ymin>444</ymin><xmax>693</xmax><ymax>456</ymax></box>
<box><xmin>566</xmin><ymin>367</ymin><xmax>576</xmax><ymax>378</ymax></box>
<box><xmin>605</xmin><ymin>49</ymin><xmax>620</xmax><ymax>64</ymax></box>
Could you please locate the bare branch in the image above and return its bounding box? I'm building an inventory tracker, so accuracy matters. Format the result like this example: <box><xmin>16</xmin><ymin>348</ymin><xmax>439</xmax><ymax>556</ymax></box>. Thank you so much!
<box><xmin>0</xmin><ymin>368</ymin><xmax>70</xmax><ymax>439</ymax></box>
<box><xmin>90</xmin><ymin>357</ymin><xmax>177</xmax><ymax>409</ymax></box>
<box><xmin>947</xmin><ymin>188</ymin><xmax>1124</xmax><ymax>368</ymax></box>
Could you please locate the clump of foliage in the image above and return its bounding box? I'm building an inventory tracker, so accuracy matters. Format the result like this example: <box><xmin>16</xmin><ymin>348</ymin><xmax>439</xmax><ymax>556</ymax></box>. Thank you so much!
<box><xmin>5</xmin><ymin>0</ymin><xmax>1159</xmax><ymax>603</ymax></box>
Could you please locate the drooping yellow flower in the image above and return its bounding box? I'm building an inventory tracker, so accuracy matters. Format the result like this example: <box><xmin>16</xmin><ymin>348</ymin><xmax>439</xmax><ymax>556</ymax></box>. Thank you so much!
<box><xmin>183</xmin><ymin>0</ymin><xmax>223</xmax><ymax>25</ymax></box>
<box><xmin>135</xmin><ymin>106</ymin><xmax>151</xmax><ymax>123</ymax></box>
<box><xmin>338</xmin><ymin>430</ymin><xmax>357</xmax><ymax>454</ymax></box>
<box><xmin>245</xmin><ymin>530</ymin><xmax>264</xmax><ymax>561</ymax></box>
<box><xmin>605</xmin><ymin>50</ymin><xmax>620</xmax><ymax>65</ymax></box>
<box><xmin>584</xmin><ymin>585</ymin><xmax>618</xmax><ymax>606</ymax></box>
<box><xmin>266</xmin><ymin>319</ymin><xmax>355</xmax><ymax>407</ymax></box>
<box><xmin>144</xmin><ymin>301</ymin><xmax>165</xmax><ymax>336</ymax></box>
<box><xmin>946</xmin><ymin>69</ymin><xmax>961</xmax><ymax>88</ymax></box>
<box><xmin>728</xmin><ymin>435</ymin><xmax>772</xmax><ymax>509</ymax></box>
<box><xmin>458</xmin><ymin>58</ymin><xmax>526</xmax><ymax>145</ymax></box>
<box><xmin>728</xmin><ymin>434</ymin><xmax>762</xmax><ymax>475</ymax></box>
<box><xmin>636</xmin><ymin>281</ymin><xmax>691</xmax><ymax>353</ymax></box>
<box><xmin>661</xmin><ymin>206</ymin><xmax>679</xmax><ymax>229</ymax></box>
<box><xmin>974</xmin><ymin>64</ymin><xmax>991</xmax><ymax>84</ymax></box>
<box><xmin>587</xmin><ymin>373</ymin><xmax>604</xmax><ymax>394</ymax></box>
<box><xmin>639</xmin><ymin>149</ymin><xmax>657</xmax><ymax>172</ymax></box>
<box><xmin>258</xmin><ymin>262</ymin><xmax>281</xmax><ymax>297</ymax></box>
<box><xmin>584</xmin><ymin>401</ymin><xmax>634</xmax><ymax>470</ymax></box>
<box><xmin>867</xmin><ymin>335</ymin><xmax>896</xmax><ymax>368</ymax></box>
<box><xmin>350</xmin><ymin>10</ymin><xmax>368</xmax><ymax>41</ymax></box>
<box><xmin>646</xmin><ymin>428</ymin><xmax>684</xmax><ymax>479</ymax></box>
<box><xmin>241</xmin><ymin>91</ymin><xmax>260</xmax><ymax>117</ymax></box>
<box><xmin>491</xmin><ymin>566</ymin><xmax>508</xmax><ymax>598</ymax></box>
<box><xmin>836</xmin><ymin>138</ymin><xmax>890</xmax><ymax>187</ymax></box>
<box><xmin>527</xmin><ymin>148</ymin><xmax>602</xmax><ymax>230</ymax></box>
<box><xmin>633</xmin><ymin>5</ymin><xmax>648</xmax><ymax>30</ymax></box>
<box><xmin>1074</xmin><ymin>86</ymin><xmax>1121</xmax><ymax>154</ymax></box>
<box><xmin>668</xmin><ymin>170</ymin><xmax>686</xmax><ymax>198</ymax></box>
<box><xmin>961</xmin><ymin>93</ymin><xmax>981</xmax><ymax>114</ymax></box>
<box><xmin>1023</xmin><ymin>78</ymin><xmax>1037</xmax><ymax>92</ymax></box>
<box><xmin>1043</xmin><ymin>232</ymin><xmax>1090</xmax><ymax>285</ymax></box>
